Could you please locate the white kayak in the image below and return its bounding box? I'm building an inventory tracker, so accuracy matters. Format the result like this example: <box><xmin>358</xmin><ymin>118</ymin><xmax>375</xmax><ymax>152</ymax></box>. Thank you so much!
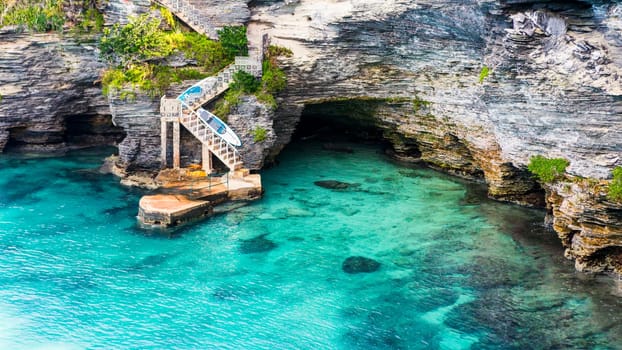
<box><xmin>177</xmin><ymin>82</ymin><xmax>242</xmax><ymax>147</ymax></box>
<box><xmin>196</xmin><ymin>108</ymin><xmax>242</xmax><ymax>147</ymax></box>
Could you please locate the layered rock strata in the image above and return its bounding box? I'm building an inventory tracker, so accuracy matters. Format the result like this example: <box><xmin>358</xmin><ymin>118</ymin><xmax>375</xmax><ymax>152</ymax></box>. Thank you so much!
<box><xmin>249</xmin><ymin>0</ymin><xmax>622</xmax><ymax>274</ymax></box>
<box><xmin>0</xmin><ymin>28</ymin><xmax>124</xmax><ymax>153</ymax></box>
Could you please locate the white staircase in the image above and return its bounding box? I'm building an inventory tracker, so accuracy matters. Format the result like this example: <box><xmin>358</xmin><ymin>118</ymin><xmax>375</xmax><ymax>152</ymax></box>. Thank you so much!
<box><xmin>157</xmin><ymin>0</ymin><xmax>265</xmax><ymax>172</ymax></box>
<box><xmin>180</xmin><ymin>108</ymin><xmax>243</xmax><ymax>170</ymax></box>
<box><xmin>153</xmin><ymin>0</ymin><xmax>218</xmax><ymax>39</ymax></box>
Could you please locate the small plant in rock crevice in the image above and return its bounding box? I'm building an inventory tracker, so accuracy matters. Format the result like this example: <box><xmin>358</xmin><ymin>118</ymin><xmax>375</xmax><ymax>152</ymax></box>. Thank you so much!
<box><xmin>607</xmin><ymin>166</ymin><xmax>622</xmax><ymax>202</ymax></box>
<box><xmin>527</xmin><ymin>155</ymin><xmax>569</xmax><ymax>183</ymax></box>
<box><xmin>252</xmin><ymin>127</ymin><xmax>268</xmax><ymax>142</ymax></box>
<box><xmin>479</xmin><ymin>65</ymin><xmax>490</xmax><ymax>84</ymax></box>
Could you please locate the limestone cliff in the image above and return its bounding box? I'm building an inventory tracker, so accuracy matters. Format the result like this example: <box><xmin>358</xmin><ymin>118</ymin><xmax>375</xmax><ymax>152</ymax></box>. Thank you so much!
<box><xmin>248</xmin><ymin>0</ymin><xmax>622</xmax><ymax>275</ymax></box>
<box><xmin>0</xmin><ymin>28</ymin><xmax>124</xmax><ymax>153</ymax></box>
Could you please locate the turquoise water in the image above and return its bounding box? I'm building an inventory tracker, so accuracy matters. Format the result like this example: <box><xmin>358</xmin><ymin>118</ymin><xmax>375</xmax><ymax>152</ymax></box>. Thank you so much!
<box><xmin>1</xmin><ymin>143</ymin><xmax>622</xmax><ymax>349</ymax></box>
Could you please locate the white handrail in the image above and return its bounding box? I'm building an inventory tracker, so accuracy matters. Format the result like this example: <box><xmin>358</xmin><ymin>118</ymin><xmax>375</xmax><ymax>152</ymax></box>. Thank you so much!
<box><xmin>178</xmin><ymin>100</ymin><xmax>240</xmax><ymax>169</ymax></box>
<box><xmin>154</xmin><ymin>0</ymin><xmax>218</xmax><ymax>38</ymax></box>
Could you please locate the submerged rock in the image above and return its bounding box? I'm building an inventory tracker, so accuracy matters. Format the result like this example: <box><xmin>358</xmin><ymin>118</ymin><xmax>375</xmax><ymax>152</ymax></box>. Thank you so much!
<box><xmin>314</xmin><ymin>180</ymin><xmax>353</xmax><ymax>190</ymax></box>
<box><xmin>239</xmin><ymin>234</ymin><xmax>277</xmax><ymax>254</ymax></box>
<box><xmin>342</xmin><ymin>256</ymin><xmax>381</xmax><ymax>274</ymax></box>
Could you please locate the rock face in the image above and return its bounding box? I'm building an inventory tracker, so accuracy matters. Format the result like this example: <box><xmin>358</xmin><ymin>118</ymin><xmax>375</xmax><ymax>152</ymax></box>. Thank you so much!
<box><xmin>102</xmin><ymin>0</ymin><xmax>151</xmax><ymax>25</ymax></box>
<box><xmin>188</xmin><ymin>0</ymin><xmax>251</xmax><ymax>29</ymax></box>
<box><xmin>546</xmin><ymin>180</ymin><xmax>622</xmax><ymax>276</ymax></box>
<box><xmin>0</xmin><ymin>28</ymin><xmax>124</xmax><ymax>153</ymax></box>
<box><xmin>109</xmin><ymin>91</ymin><xmax>162</xmax><ymax>171</ymax></box>
<box><xmin>247</xmin><ymin>0</ymin><xmax>622</xmax><ymax>276</ymax></box>
<box><xmin>226</xmin><ymin>95</ymin><xmax>278</xmax><ymax>170</ymax></box>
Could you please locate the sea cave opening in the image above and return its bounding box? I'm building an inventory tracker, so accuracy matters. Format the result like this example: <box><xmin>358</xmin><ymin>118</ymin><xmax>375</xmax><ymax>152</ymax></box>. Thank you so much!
<box><xmin>293</xmin><ymin>98</ymin><xmax>421</xmax><ymax>159</ymax></box>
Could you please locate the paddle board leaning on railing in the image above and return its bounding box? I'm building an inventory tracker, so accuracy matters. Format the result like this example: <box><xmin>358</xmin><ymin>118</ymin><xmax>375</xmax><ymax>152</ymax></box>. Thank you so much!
<box><xmin>177</xmin><ymin>91</ymin><xmax>242</xmax><ymax>147</ymax></box>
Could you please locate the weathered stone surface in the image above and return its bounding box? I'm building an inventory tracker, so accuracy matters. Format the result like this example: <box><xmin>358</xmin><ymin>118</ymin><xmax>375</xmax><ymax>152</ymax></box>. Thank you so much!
<box><xmin>227</xmin><ymin>95</ymin><xmax>277</xmax><ymax>170</ymax></box>
<box><xmin>0</xmin><ymin>28</ymin><xmax>123</xmax><ymax>153</ymax></box>
<box><xmin>249</xmin><ymin>0</ymin><xmax>622</xmax><ymax>275</ymax></box>
<box><xmin>254</xmin><ymin>0</ymin><xmax>622</xmax><ymax>190</ymax></box>
<box><xmin>187</xmin><ymin>0</ymin><xmax>251</xmax><ymax>29</ymax></box>
<box><xmin>108</xmin><ymin>90</ymin><xmax>163</xmax><ymax>171</ymax></box>
<box><xmin>546</xmin><ymin>180</ymin><xmax>622</xmax><ymax>277</ymax></box>
<box><xmin>103</xmin><ymin>0</ymin><xmax>151</xmax><ymax>25</ymax></box>
<box><xmin>342</xmin><ymin>256</ymin><xmax>381</xmax><ymax>274</ymax></box>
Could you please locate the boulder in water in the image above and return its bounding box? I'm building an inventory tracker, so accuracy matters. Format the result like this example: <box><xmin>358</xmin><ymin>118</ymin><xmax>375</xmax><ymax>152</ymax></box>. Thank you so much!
<box><xmin>314</xmin><ymin>180</ymin><xmax>352</xmax><ymax>190</ymax></box>
<box><xmin>239</xmin><ymin>234</ymin><xmax>277</xmax><ymax>254</ymax></box>
<box><xmin>342</xmin><ymin>256</ymin><xmax>381</xmax><ymax>274</ymax></box>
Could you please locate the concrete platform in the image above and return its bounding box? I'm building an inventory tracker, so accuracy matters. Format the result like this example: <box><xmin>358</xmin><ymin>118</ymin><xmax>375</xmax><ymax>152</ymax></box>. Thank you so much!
<box><xmin>139</xmin><ymin>194</ymin><xmax>212</xmax><ymax>226</ymax></box>
<box><xmin>137</xmin><ymin>169</ymin><xmax>262</xmax><ymax>227</ymax></box>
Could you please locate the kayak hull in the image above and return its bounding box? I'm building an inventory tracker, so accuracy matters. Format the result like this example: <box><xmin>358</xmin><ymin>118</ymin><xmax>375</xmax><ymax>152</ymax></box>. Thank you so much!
<box><xmin>176</xmin><ymin>82</ymin><xmax>243</xmax><ymax>147</ymax></box>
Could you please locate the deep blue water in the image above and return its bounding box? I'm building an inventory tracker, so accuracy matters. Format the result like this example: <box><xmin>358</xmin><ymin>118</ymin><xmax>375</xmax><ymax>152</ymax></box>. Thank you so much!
<box><xmin>1</xmin><ymin>143</ymin><xmax>622</xmax><ymax>349</ymax></box>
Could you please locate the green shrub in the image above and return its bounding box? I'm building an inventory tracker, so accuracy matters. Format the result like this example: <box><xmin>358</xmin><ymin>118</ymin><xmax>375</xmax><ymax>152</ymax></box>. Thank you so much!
<box><xmin>158</xmin><ymin>7</ymin><xmax>175</xmax><ymax>28</ymax></box>
<box><xmin>212</xmin><ymin>89</ymin><xmax>242</xmax><ymax>118</ymax></box>
<box><xmin>217</xmin><ymin>26</ymin><xmax>248</xmax><ymax>58</ymax></box>
<box><xmin>261</xmin><ymin>59</ymin><xmax>286</xmax><ymax>94</ymax></box>
<box><xmin>527</xmin><ymin>155</ymin><xmax>569</xmax><ymax>183</ymax></box>
<box><xmin>175</xmin><ymin>32</ymin><xmax>231</xmax><ymax>74</ymax></box>
<box><xmin>251</xmin><ymin>45</ymin><xmax>289</xmax><ymax>109</ymax></box>
<box><xmin>252</xmin><ymin>127</ymin><xmax>267</xmax><ymax>142</ymax></box>
<box><xmin>267</xmin><ymin>45</ymin><xmax>293</xmax><ymax>58</ymax></box>
<box><xmin>99</xmin><ymin>14</ymin><xmax>172</xmax><ymax>67</ymax></box>
<box><xmin>607</xmin><ymin>166</ymin><xmax>622</xmax><ymax>202</ymax></box>
<box><xmin>101</xmin><ymin>64</ymin><xmax>207</xmax><ymax>98</ymax></box>
<box><xmin>76</xmin><ymin>7</ymin><xmax>103</xmax><ymax>33</ymax></box>
<box><xmin>479</xmin><ymin>65</ymin><xmax>490</xmax><ymax>84</ymax></box>
<box><xmin>255</xmin><ymin>91</ymin><xmax>277</xmax><ymax>110</ymax></box>
<box><xmin>1</xmin><ymin>0</ymin><xmax>65</xmax><ymax>32</ymax></box>
<box><xmin>231</xmin><ymin>70</ymin><xmax>260</xmax><ymax>93</ymax></box>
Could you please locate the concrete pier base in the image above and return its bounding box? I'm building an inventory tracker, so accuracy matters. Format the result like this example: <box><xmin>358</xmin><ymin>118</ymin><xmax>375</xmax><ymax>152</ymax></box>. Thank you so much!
<box><xmin>137</xmin><ymin>168</ymin><xmax>262</xmax><ymax>227</ymax></box>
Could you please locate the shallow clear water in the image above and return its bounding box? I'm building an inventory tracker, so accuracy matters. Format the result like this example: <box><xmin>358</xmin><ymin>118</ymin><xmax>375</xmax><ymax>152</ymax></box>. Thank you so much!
<box><xmin>1</xmin><ymin>143</ymin><xmax>622</xmax><ymax>349</ymax></box>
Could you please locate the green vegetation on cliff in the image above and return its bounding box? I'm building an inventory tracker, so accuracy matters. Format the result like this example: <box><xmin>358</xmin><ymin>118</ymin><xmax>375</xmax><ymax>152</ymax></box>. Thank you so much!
<box><xmin>479</xmin><ymin>66</ymin><xmax>490</xmax><ymax>84</ymax></box>
<box><xmin>218</xmin><ymin>26</ymin><xmax>248</xmax><ymax>58</ymax></box>
<box><xmin>230</xmin><ymin>71</ymin><xmax>260</xmax><ymax>93</ymax></box>
<box><xmin>256</xmin><ymin>45</ymin><xmax>291</xmax><ymax>108</ymax></box>
<box><xmin>412</xmin><ymin>95</ymin><xmax>431</xmax><ymax>113</ymax></box>
<box><xmin>0</xmin><ymin>0</ymin><xmax>103</xmax><ymax>33</ymax></box>
<box><xmin>607</xmin><ymin>166</ymin><xmax>622</xmax><ymax>202</ymax></box>
<box><xmin>98</xmin><ymin>13</ymin><xmax>241</xmax><ymax>98</ymax></box>
<box><xmin>0</xmin><ymin>0</ymin><xmax>65</xmax><ymax>32</ymax></box>
<box><xmin>213</xmin><ymin>45</ymin><xmax>291</xmax><ymax>117</ymax></box>
<box><xmin>527</xmin><ymin>155</ymin><xmax>569</xmax><ymax>183</ymax></box>
<box><xmin>101</xmin><ymin>65</ymin><xmax>205</xmax><ymax>99</ymax></box>
<box><xmin>252</xmin><ymin>127</ymin><xmax>267</xmax><ymax>142</ymax></box>
<box><xmin>99</xmin><ymin>14</ymin><xmax>172</xmax><ymax>67</ymax></box>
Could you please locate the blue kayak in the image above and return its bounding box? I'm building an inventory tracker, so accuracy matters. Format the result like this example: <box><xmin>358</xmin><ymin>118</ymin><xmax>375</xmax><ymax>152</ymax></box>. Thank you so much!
<box><xmin>178</xmin><ymin>85</ymin><xmax>203</xmax><ymax>104</ymax></box>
